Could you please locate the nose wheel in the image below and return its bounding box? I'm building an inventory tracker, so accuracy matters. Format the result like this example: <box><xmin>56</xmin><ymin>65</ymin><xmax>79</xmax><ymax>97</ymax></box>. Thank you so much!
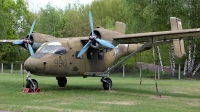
<box><xmin>25</xmin><ymin>72</ymin><xmax>39</xmax><ymax>92</ymax></box>
<box><xmin>56</xmin><ymin>77</ymin><xmax>67</xmax><ymax>87</ymax></box>
<box><xmin>101</xmin><ymin>77</ymin><xmax>112</xmax><ymax>90</ymax></box>
<box><xmin>26</xmin><ymin>79</ymin><xmax>38</xmax><ymax>91</ymax></box>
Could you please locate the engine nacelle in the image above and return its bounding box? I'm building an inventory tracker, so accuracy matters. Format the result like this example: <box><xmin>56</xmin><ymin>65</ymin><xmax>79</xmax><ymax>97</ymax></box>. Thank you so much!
<box><xmin>90</xmin><ymin>42</ymin><xmax>112</xmax><ymax>52</ymax></box>
<box><xmin>90</xmin><ymin>27</ymin><xmax>123</xmax><ymax>51</ymax></box>
<box><xmin>93</xmin><ymin>27</ymin><xmax>122</xmax><ymax>41</ymax></box>
<box><xmin>88</xmin><ymin>22</ymin><xmax>126</xmax><ymax>52</ymax></box>
<box><xmin>25</xmin><ymin>33</ymin><xmax>56</xmax><ymax>51</ymax></box>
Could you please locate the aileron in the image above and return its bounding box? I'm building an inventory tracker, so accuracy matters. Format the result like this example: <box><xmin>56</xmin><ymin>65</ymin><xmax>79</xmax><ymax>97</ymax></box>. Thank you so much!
<box><xmin>113</xmin><ymin>28</ymin><xmax>200</xmax><ymax>44</ymax></box>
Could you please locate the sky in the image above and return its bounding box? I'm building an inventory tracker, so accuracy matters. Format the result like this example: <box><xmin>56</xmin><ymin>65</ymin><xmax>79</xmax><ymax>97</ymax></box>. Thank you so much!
<box><xmin>27</xmin><ymin>0</ymin><xmax>93</xmax><ymax>12</ymax></box>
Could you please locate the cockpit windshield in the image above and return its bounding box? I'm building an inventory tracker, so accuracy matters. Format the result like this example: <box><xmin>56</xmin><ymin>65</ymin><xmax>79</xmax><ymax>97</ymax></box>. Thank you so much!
<box><xmin>36</xmin><ymin>42</ymin><xmax>67</xmax><ymax>54</ymax></box>
<box><xmin>51</xmin><ymin>46</ymin><xmax>66</xmax><ymax>54</ymax></box>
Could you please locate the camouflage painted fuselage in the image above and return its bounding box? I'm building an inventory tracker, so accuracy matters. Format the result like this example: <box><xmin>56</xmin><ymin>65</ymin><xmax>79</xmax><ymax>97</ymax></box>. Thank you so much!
<box><xmin>24</xmin><ymin>37</ymin><xmax>142</xmax><ymax>77</ymax></box>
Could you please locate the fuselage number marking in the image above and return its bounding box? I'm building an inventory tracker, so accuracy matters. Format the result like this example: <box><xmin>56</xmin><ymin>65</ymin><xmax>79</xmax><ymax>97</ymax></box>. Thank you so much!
<box><xmin>54</xmin><ymin>58</ymin><xmax>67</xmax><ymax>67</ymax></box>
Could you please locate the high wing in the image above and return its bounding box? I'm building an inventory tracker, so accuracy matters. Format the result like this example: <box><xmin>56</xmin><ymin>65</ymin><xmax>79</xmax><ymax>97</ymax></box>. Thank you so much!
<box><xmin>102</xmin><ymin>28</ymin><xmax>200</xmax><ymax>75</ymax></box>
<box><xmin>0</xmin><ymin>40</ymin><xmax>16</xmax><ymax>44</ymax></box>
<box><xmin>112</xmin><ymin>28</ymin><xmax>200</xmax><ymax>45</ymax></box>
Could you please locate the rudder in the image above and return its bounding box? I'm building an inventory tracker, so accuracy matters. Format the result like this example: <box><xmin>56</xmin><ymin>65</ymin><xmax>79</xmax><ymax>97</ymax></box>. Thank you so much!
<box><xmin>170</xmin><ymin>17</ymin><xmax>186</xmax><ymax>58</ymax></box>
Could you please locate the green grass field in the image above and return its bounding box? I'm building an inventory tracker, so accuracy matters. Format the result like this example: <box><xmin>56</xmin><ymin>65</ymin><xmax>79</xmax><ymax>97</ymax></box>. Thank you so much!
<box><xmin>0</xmin><ymin>73</ymin><xmax>200</xmax><ymax>112</ymax></box>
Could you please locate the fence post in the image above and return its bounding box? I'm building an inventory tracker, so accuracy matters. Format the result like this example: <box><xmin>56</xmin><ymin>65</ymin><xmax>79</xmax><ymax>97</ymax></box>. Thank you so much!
<box><xmin>20</xmin><ymin>63</ymin><xmax>23</xmax><ymax>74</ymax></box>
<box><xmin>123</xmin><ymin>64</ymin><xmax>125</xmax><ymax>77</ymax></box>
<box><xmin>178</xmin><ymin>64</ymin><xmax>181</xmax><ymax>80</ymax></box>
<box><xmin>1</xmin><ymin>63</ymin><xmax>3</xmax><ymax>73</ymax></box>
<box><xmin>11</xmin><ymin>63</ymin><xmax>13</xmax><ymax>74</ymax></box>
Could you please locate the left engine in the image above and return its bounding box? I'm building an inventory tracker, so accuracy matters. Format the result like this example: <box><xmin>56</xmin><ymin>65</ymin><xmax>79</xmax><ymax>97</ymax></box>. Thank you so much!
<box><xmin>22</xmin><ymin>33</ymin><xmax>56</xmax><ymax>51</ymax></box>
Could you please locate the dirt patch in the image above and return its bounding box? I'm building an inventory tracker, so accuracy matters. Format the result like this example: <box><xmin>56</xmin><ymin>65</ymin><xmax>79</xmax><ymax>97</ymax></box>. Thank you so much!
<box><xmin>0</xmin><ymin>110</ymin><xmax>13</xmax><ymax>112</ymax></box>
<box><xmin>137</xmin><ymin>62</ymin><xmax>171</xmax><ymax>73</ymax></box>
<box><xmin>149</xmin><ymin>95</ymin><xmax>172</xmax><ymax>99</ymax></box>
<box><xmin>99</xmin><ymin>101</ymin><xmax>135</xmax><ymax>105</ymax></box>
<box><xmin>111</xmin><ymin>62</ymin><xmax>171</xmax><ymax>73</ymax></box>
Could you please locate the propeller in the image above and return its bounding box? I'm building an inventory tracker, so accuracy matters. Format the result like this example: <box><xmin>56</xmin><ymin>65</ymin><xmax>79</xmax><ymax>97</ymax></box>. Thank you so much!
<box><xmin>13</xmin><ymin>40</ymin><xmax>23</xmax><ymax>44</ymax></box>
<box><xmin>89</xmin><ymin>11</ymin><xmax>94</xmax><ymax>36</ymax></box>
<box><xmin>13</xmin><ymin>20</ymin><xmax>36</xmax><ymax>55</ymax></box>
<box><xmin>77</xmin><ymin>40</ymin><xmax>92</xmax><ymax>58</ymax></box>
<box><xmin>77</xmin><ymin>11</ymin><xmax>114</xmax><ymax>58</ymax></box>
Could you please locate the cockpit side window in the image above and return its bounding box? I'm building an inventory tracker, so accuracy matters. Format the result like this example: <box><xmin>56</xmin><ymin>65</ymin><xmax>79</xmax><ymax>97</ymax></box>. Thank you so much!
<box><xmin>51</xmin><ymin>46</ymin><xmax>67</xmax><ymax>54</ymax></box>
<box><xmin>36</xmin><ymin>43</ymin><xmax>45</xmax><ymax>53</ymax></box>
<box><xmin>40</xmin><ymin>45</ymin><xmax>55</xmax><ymax>53</ymax></box>
<box><xmin>36</xmin><ymin>44</ymin><xmax>67</xmax><ymax>54</ymax></box>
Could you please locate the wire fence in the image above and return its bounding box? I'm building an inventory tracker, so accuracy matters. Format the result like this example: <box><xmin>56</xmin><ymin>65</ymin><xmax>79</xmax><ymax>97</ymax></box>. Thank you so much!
<box><xmin>0</xmin><ymin>62</ymin><xmax>27</xmax><ymax>74</ymax></box>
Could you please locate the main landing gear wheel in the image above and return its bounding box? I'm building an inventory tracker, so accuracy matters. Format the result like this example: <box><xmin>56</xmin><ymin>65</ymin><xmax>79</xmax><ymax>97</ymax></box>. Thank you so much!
<box><xmin>101</xmin><ymin>77</ymin><xmax>112</xmax><ymax>90</ymax></box>
<box><xmin>26</xmin><ymin>79</ymin><xmax>38</xmax><ymax>91</ymax></box>
<box><xmin>56</xmin><ymin>77</ymin><xmax>67</xmax><ymax>87</ymax></box>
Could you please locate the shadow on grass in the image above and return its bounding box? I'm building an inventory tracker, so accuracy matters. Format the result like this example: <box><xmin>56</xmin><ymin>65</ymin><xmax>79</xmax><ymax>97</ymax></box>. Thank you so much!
<box><xmin>116</xmin><ymin>86</ymin><xmax>200</xmax><ymax>99</ymax></box>
<box><xmin>37</xmin><ymin>82</ymin><xmax>200</xmax><ymax>100</ymax></box>
<box><xmin>40</xmin><ymin>83</ymin><xmax>103</xmax><ymax>92</ymax></box>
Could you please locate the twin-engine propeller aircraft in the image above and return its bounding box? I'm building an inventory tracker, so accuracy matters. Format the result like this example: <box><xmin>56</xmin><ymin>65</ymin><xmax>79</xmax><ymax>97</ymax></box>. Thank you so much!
<box><xmin>1</xmin><ymin>11</ymin><xmax>200</xmax><ymax>91</ymax></box>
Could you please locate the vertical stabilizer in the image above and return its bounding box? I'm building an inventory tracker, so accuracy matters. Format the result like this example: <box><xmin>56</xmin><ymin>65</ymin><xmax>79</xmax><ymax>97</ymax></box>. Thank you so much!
<box><xmin>115</xmin><ymin>21</ymin><xmax>126</xmax><ymax>34</ymax></box>
<box><xmin>170</xmin><ymin>17</ymin><xmax>186</xmax><ymax>58</ymax></box>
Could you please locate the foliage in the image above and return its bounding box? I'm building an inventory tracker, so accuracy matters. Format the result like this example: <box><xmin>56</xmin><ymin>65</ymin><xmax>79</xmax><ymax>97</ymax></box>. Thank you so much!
<box><xmin>0</xmin><ymin>0</ymin><xmax>31</xmax><ymax>62</ymax></box>
<box><xmin>35</xmin><ymin>3</ymin><xmax>65</xmax><ymax>37</ymax></box>
<box><xmin>1</xmin><ymin>0</ymin><xmax>200</xmax><ymax>72</ymax></box>
<box><xmin>60</xmin><ymin>3</ymin><xmax>91</xmax><ymax>37</ymax></box>
<box><xmin>91</xmin><ymin>0</ymin><xmax>132</xmax><ymax>30</ymax></box>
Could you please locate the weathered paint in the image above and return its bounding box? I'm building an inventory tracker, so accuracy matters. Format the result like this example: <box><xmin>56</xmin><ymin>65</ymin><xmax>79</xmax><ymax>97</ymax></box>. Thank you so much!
<box><xmin>24</xmin><ymin>36</ymin><xmax>142</xmax><ymax>77</ymax></box>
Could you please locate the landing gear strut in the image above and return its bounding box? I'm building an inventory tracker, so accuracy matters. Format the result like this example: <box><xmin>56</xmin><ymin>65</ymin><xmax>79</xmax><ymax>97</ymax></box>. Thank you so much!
<box><xmin>56</xmin><ymin>77</ymin><xmax>67</xmax><ymax>87</ymax></box>
<box><xmin>101</xmin><ymin>77</ymin><xmax>112</xmax><ymax>90</ymax></box>
<box><xmin>26</xmin><ymin>72</ymin><xmax>38</xmax><ymax>91</ymax></box>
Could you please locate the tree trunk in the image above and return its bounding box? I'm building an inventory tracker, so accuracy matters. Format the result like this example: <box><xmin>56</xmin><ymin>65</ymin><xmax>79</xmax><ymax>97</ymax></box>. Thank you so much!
<box><xmin>191</xmin><ymin>39</ymin><xmax>196</xmax><ymax>72</ymax></box>
<box><xmin>183</xmin><ymin>59</ymin><xmax>187</xmax><ymax>77</ymax></box>
<box><xmin>169</xmin><ymin>43</ymin><xmax>175</xmax><ymax>77</ymax></box>
<box><xmin>187</xmin><ymin>38</ymin><xmax>193</xmax><ymax>78</ymax></box>
<box><xmin>192</xmin><ymin>1</ymin><xmax>199</xmax><ymax>78</ymax></box>
<box><xmin>188</xmin><ymin>0</ymin><xmax>191</xmax><ymax>28</ymax></box>
<box><xmin>192</xmin><ymin>62</ymin><xmax>200</xmax><ymax>77</ymax></box>
<box><xmin>157</xmin><ymin>46</ymin><xmax>165</xmax><ymax>76</ymax></box>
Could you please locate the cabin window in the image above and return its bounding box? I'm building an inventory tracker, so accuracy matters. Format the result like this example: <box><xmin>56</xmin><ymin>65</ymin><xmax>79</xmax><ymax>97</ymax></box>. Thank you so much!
<box><xmin>76</xmin><ymin>51</ymin><xmax>82</xmax><ymax>59</ymax></box>
<box><xmin>98</xmin><ymin>52</ymin><xmax>104</xmax><ymax>60</ymax></box>
<box><xmin>87</xmin><ymin>52</ymin><xmax>93</xmax><ymax>59</ymax></box>
<box><xmin>51</xmin><ymin>46</ymin><xmax>67</xmax><ymax>54</ymax></box>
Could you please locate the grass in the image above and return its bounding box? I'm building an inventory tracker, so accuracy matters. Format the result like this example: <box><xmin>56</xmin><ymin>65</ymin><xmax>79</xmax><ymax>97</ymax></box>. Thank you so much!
<box><xmin>0</xmin><ymin>73</ymin><xmax>200</xmax><ymax>112</ymax></box>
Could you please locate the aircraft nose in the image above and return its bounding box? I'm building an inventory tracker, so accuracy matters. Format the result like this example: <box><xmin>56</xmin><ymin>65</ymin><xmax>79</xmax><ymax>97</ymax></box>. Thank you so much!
<box><xmin>24</xmin><ymin>57</ymin><xmax>45</xmax><ymax>73</ymax></box>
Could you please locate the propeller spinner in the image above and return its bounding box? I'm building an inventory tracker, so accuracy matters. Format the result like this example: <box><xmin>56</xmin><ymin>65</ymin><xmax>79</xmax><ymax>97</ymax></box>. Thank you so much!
<box><xmin>77</xmin><ymin>11</ymin><xmax>114</xmax><ymax>58</ymax></box>
<box><xmin>13</xmin><ymin>20</ymin><xmax>36</xmax><ymax>55</ymax></box>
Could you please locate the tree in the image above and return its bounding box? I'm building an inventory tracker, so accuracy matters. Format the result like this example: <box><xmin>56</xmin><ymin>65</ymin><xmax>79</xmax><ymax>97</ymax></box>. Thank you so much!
<box><xmin>0</xmin><ymin>0</ymin><xmax>31</xmax><ymax>62</ymax></box>
<box><xmin>36</xmin><ymin>3</ymin><xmax>65</xmax><ymax>37</ymax></box>
<box><xmin>60</xmin><ymin>3</ymin><xmax>91</xmax><ymax>37</ymax></box>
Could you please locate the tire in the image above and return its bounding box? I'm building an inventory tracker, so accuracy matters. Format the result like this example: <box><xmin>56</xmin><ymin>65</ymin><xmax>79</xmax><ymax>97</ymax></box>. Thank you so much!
<box><xmin>57</xmin><ymin>77</ymin><xmax>67</xmax><ymax>87</ymax></box>
<box><xmin>26</xmin><ymin>80</ymin><xmax>31</xmax><ymax>88</ymax></box>
<box><xmin>26</xmin><ymin>79</ymin><xmax>38</xmax><ymax>91</ymax></box>
<box><xmin>103</xmin><ymin>78</ymin><xmax>112</xmax><ymax>90</ymax></box>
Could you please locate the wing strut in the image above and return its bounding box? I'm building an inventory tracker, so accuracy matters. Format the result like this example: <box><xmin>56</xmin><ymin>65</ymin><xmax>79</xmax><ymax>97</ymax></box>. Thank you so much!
<box><xmin>151</xmin><ymin>39</ymin><xmax>161</xmax><ymax>98</ymax></box>
<box><xmin>103</xmin><ymin>41</ymin><xmax>152</xmax><ymax>75</ymax></box>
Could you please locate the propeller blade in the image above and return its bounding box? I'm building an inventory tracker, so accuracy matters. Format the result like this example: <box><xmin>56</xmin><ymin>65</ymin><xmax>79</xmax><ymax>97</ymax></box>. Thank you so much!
<box><xmin>77</xmin><ymin>40</ymin><xmax>92</xmax><ymax>58</ymax></box>
<box><xmin>27</xmin><ymin>43</ymin><xmax>34</xmax><ymax>55</ymax></box>
<box><xmin>13</xmin><ymin>40</ymin><xmax>23</xmax><ymax>45</ymax></box>
<box><xmin>89</xmin><ymin>11</ymin><xmax>94</xmax><ymax>36</ymax></box>
<box><xmin>27</xmin><ymin>20</ymin><xmax>36</xmax><ymax>40</ymax></box>
<box><xmin>95</xmin><ymin>38</ymin><xmax>114</xmax><ymax>49</ymax></box>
